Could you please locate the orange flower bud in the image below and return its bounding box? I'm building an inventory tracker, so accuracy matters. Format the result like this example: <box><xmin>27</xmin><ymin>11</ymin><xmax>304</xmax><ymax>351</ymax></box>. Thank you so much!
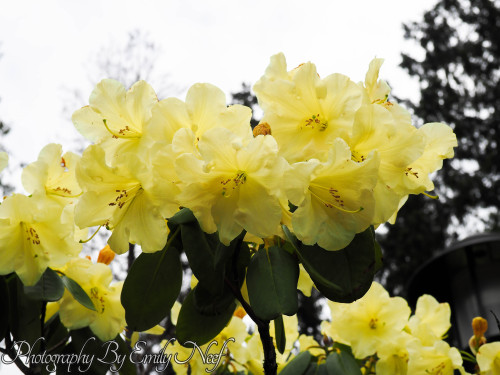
<box><xmin>469</xmin><ymin>317</ymin><xmax>489</xmax><ymax>354</ymax></box>
<box><xmin>97</xmin><ymin>244</ymin><xmax>115</xmax><ymax>265</ymax></box>
<box><xmin>472</xmin><ymin>316</ymin><xmax>488</xmax><ymax>337</ymax></box>
<box><xmin>253</xmin><ymin>122</ymin><xmax>272</xmax><ymax>137</ymax></box>
<box><xmin>233</xmin><ymin>306</ymin><xmax>246</xmax><ymax>319</ymax></box>
<box><xmin>469</xmin><ymin>334</ymin><xmax>487</xmax><ymax>355</ymax></box>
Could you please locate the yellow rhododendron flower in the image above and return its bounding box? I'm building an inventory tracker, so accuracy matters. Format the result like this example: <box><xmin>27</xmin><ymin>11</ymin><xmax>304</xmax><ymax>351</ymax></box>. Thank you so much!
<box><xmin>375</xmin><ymin>332</ymin><xmax>415</xmax><ymax>375</ymax></box>
<box><xmin>297</xmin><ymin>264</ymin><xmax>314</xmax><ymax>297</ymax></box>
<box><xmin>285</xmin><ymin>138</ymin><xmax>378</xmax><ymax>250</ymax></box>
<box><xmin>163</xmin><ymin>315</ymin><xmax>249</xmax><ymax>374</ymax></box>
<box><xmin>363</xmin><ymin>58</ymin><xmax>391</xmax><ymax>105</ymax></box>
<box><xmin>253</xmin><ymin>53</ymin><xmax>363</xmax><ymax>163</ymax></box>
<box><xmin>176</xmin><ymin>128</ymin><xmax>286</xmax><ymax>245</ymax></box>
<box><xmin>170</xmin><ymin>301</ymin><xmax>182</xmax><ymax>326</ymax></box>
<box><xmin>348</xmin><ymin>104</ymin><xmax>425</xmax><ymax>223</ymax></box>
<box><xmin>0</xmin><ymin>194</ymin><xmax>81</xmax><ymax>285</ymax></box>
<box><xmin>361</xmin><ymin>58</ymin><xmax>412</xmax><ymax>125</ymax></box>
<box><xmin>407</xmin><ymin>294</ymin><xmax>451</xmax><ymax>346</ymax></box>
<box><xmin>145</xmin><ymin>82</ymin><xmax>252</xmax><ymax>152</ymax></box>
<box><xmin>72</xmin><ymin>79</ymin><xmax>158</xmax><ymax>164</ymax></box>
<box><xmin>401</xmin><ymin>122</ymin><xmax>457</xmax><ymax>195</ymax></box>
<box><xmin>75</xmin><ymin>145</ymin><xmax>169</xmax><ymax>254</ymax></box>
<box><xmin>324</xmin><ymin>282</ymin><xmax>411</xmax><ymax>358</ymax></box>
<box><xmin>21</xmin><ymin>143</ymin><xmax>88</xmax><ymax>243</ymax></box>
<box><xmin>0</xmin><ymin>151</ymin><xmax>8</xmax><ymax>173</ymax></box>
<box><xmin>56</xmin><ymin>257</ymin><xmax>125</xmax><ymax>342</ymax></box>
<box><xmin>407</xmin><ymin>340</ymin><xmax>464</xmax><ymax>375</ymax></box>
<box><xmin>269</xmin><ymin>314</ymin><xmax>299</xmax><ymax>354</ymax></box>
<box><xmin>298</xmin><ymin>334</ymin><xmax>323</xmax><ymax>357</ymax></box>
<box><xmin>477</xmin><ymin>342</ymin><xmax>500</xmax><ymax>375</ymax></box>
<box><xmin>22</xmin><ymin>143</ymin><xmax>81</xmax><ymax>198</ymax></box>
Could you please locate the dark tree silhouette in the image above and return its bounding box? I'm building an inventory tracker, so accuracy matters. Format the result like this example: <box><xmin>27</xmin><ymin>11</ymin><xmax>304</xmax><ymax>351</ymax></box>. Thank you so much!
<box><xmin>379</xmin><ymin>0</ymin><xmax>500</xmax><ymax>295</ymax></box>
<box><xmin>230</xmin><ymin>82</ymin><xmax>260</xmax><ymax>128</ymax></box>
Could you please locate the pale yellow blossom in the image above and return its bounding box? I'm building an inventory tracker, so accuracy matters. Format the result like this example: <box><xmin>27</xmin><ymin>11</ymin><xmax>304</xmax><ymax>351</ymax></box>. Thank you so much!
<box><xmin>407</xmin><ymin>340</ymin><xmax>464</xmax><ymax>375</ymax></box>
<box><xmin>285</xmin><ymin>138</ymin><xmax>378</xmax><ymax>250</ymax></box>
<box><xmin>0</xmin><ymin>194</ymin><xmax>81</xmax><ymax>285</ymax></box>
<box><xmin>324</xmin><ymin>282</ymin><xmax>411</xmax><ymax>358</ymax></box>
<box><xmin>254</xmin><ymin>53</ymin><xmax>363</xmax><ymax>163</ymax></box>
<box><xmin>0</xmin><ymin>151</ymin><xmax>8</xmax><ymax>173</ymax></box>
<box><xmin>477</xmin><ymin>342</ymin><xmax>500</xmax><ymax>375</ymax></box>
<box><xmin>75</xmin><ymin>145</ymin><xmax>169</xmax><ymax>254</ymax></box>
<box><xmin>176</xmin><ymin>128</ymin><xmax>286</xmax><ymax>245</ymax></box>
<box><xmin>407</xmin><ymin>294</ymin><xmax>451</xmax><ymax>346</ymax></box>
<box><xmin>57</xmin><ymin>257</ymin><xmax>126</xmax><ymax>341</ymax></box>
<box><xmin>72</xmin><ymin>79</ymin><xmax>158</xmax><ymax>164</ymax></box>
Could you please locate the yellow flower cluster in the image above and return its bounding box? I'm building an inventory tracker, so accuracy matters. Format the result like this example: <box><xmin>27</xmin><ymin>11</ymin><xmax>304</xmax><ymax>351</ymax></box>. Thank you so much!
<box><xmin>72</xmin><ymin>53</ymin><xmax>456</xmax><ymax>252</ymax></box>
<box><xmin>161</xmin><ymin>302</ymin><xmax>313</xmax><ymax>375</ymax></box>
<box><xmin>155</xmin><ymin>281</ymin><xmax>500</xmax><ymax>375</ymax></box>
<box><xmin>0</xmin><ymin>53</ymin><xmax>456</xmax><ymax>288</ymax></box>
<box><xmin>0</xmin><ymin>53</ymin><xmax>458</xmax><ymax>353</ymax></box>
<box><xmin>323</xmin><ymin>282</ymin><xmax>465</xmax><ymax>375</ymax></box>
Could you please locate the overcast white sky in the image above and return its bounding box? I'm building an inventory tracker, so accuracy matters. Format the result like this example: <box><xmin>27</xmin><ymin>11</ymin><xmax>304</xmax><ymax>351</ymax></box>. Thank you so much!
<box><xmin>0</xmin><ymin>0</ymin><xmax>438</xmax><ymax>372</ymax></box>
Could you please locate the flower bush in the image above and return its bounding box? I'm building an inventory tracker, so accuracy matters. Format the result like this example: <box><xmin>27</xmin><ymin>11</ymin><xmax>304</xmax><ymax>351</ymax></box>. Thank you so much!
<box><xmin>0</xmin><ymin>53</ymin><xmax>473</xmax><ymax>375</ymax></box>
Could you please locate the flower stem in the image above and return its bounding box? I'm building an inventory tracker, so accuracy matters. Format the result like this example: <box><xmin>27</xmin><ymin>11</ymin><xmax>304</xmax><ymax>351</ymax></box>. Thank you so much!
<box><xmin>224</xmin><ymin>261</ymin><xmax>278</xmax><ymax>375</ymax></box>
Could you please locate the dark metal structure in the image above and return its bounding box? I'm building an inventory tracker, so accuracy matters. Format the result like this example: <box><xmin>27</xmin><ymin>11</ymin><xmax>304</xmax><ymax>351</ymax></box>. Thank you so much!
<box><xmin>406</xmin><ymin>233</ymin><xmax>500</xmax><ymax>349</ymax></box>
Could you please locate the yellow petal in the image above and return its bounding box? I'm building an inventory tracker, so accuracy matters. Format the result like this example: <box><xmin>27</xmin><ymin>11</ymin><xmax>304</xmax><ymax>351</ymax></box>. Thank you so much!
<box><xmin>0</xmin><ymin>151</ymin><xmax>8</xmax><ymax>173</ymax></box>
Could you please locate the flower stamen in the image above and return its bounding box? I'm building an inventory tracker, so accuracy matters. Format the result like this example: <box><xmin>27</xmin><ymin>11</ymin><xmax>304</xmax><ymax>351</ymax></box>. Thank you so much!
<box><xmin>221</xmin><ymin>171</ymin><xmax>247</xmax><ymax>197</ymax></box>
<box><xmin>309</xmin><ymin>183</ymin><xmax>363</xmax><ymax>214</ymax></box>
<box><xmin>103</xmin><ymin>119</ymin><xmax>141</xmax><ymax>139</ymax></box>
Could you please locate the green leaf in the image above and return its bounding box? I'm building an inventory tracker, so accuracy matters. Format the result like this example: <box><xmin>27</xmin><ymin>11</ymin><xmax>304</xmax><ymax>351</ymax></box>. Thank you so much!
<box><xmin>213</xmin><ymin>231</ymin><xmax>246</xmax><ymax>271</ymax></box>
<box><xmin>274</xmin><ymin>315</ymin><xmax>286</xmax><ymax>355</ymax></box>
<box><xmin>56</xmin><ymin>328</ymin><xmax>110</xmax><ymax>374</ymax></box>
<box><xmin>215</xmin><ymin>232</ymin><xmax>250</xmax><ymax>289</ymax></box>
<box><xmin>176</xmin><ymin>286</ymin><xmax>235</xmax><ymax>346</ymax></box>
<box><xmin>294</xmin><ymin>227</ymin><xmax>378</xmax><ymax>303</ymax></box>
<box><xmin>121</xmin><ymin>243</ymin><xmax>182</xmax><ymax>332</ymax></box>
<box><xmin>325</xmin><ymin>351</ymin><xmax>362</xmax><ymax>375</ymax></box>
<box><xmin>316</xmin><ymin>363</ymin><xmax>328</xmax><ymax>375</ymax></box>
<box><xmin>373</xmin><ymin>239</ymin><xmax>383</xmax><ymax>274</ymax></box>
<box><xmin>8</xmin><ymin>276</ymin><xmax>42</xmax><ymax>347</ymax></box>
<box><xmin>0</xmin><ymin>276</ymin><xmax>9</xmax><ymax>341</ymax></box>
<box><xmin>115</xmin><ymin>335</ymin><xmax>138</xmax><ymax>375</ymax></box>
<box><xmin>61</xmin><ymin>275</ymin><xmax>96</xmax><ymax>311</ymax></box>
<box><xmin>181</xmin><ymin>220</ymin><xmax>223</xmax><ymax>295</ymax></box>
<box><xmin>193</xmin><ymin>282</ymin><xmax>235</xmax><ymax>316</ymax></box>
<box><xmin>279</xmin><ymin>351</ymin><xmax>312</xmax><ymax>375</ymax></box>
<box><xmin>167</xmin><ymin>207</ymin><xmax>197</xmax><ymax>225</ymax></box>
<box><xmin>43</xmin><ymin>315</ymin><xmax>69</xmax><ymax>354</ymax></box>
<box><xmin>246</xmin><ymin>246</ymin><xmax>299</xmax><ymax>320</ymax></box>
<box><xmin>304</xmin><ymin>362</ymin><xmax>318</xmax><ymax>375</ymax></box>
<box><xmin>24</xmin><ymin>267</ymin><xmax>64</xmax><ymax>301</ymax></box>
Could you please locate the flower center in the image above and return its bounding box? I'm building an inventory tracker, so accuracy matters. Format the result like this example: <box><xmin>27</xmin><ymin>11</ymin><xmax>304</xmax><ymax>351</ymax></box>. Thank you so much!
<box><xmin>369</xmin><ymin>318</ymin><xmax>378</xmax><ymax>329</ymax></box>
<box><xmin>405</xmin><ymin>167</ymin><xmax>419</xmax><ymax>178</ymax></box>
<box><xmin>90</xmin><ymin>286</ymin><xmax>106</xmax><ymax>314</ymax></box>
<box><xmin>103</xmin><ymin>119</ymin><xmax>141</xmax><ymax>139</ymax></box>
<box><xmin>308</xmin><ymin>183</ymin><xmax>362</xmax><ymax>214</ymax></box>
<box><xmin>108</xmin><ymin>185</ymin><xmax>142</xmax><ymax>209</ymax></box>
<box><xmin>428</xmin><ymin>361</ymin><xmax>447</xmax><ymax>374</ymax></box>
<box><xmin>23</xmin><ymin>223</ymin><xmax>41</xmax><ymax>246</ymax></box>
<box><xmin>303</xmin><ymin>114</ymin><xmax>328</xmax><ymax>131</ymax></box>
<box><xmin>220</xmin><ymin>171</ymin><xmax>247</xmax><ymax>197</ymax></box>
<box><xmin>351</xmin><ymin>150</ymin><xmax>367</xmax><ymax>163</ymax></box>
